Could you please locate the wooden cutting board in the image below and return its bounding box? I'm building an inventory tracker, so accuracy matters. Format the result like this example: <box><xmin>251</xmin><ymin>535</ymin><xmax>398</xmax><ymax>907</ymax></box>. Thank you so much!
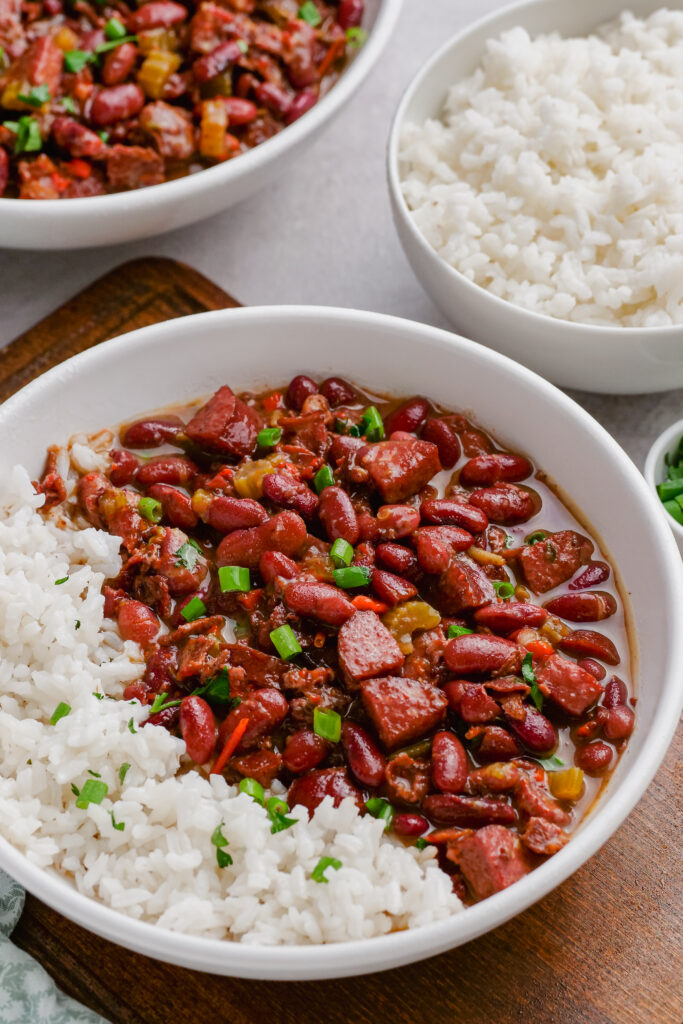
<box><xmin>2</xmin><ymin>258</ymin><xmax>681</xmax><ymax>1024</ymax></box>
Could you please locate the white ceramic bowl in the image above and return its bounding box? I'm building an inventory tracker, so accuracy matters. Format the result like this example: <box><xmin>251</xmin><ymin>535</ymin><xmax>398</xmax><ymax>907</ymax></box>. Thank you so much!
<box><xmin>0</xmin><ymin>306</ymin><xmax>681</xmax><ymax>978</ymax></box>
<box><xmin>387</xmin><ymin>0</ymin><xmax>683</xmax><ymax>395</ymax></box>
<box><xmin>644</xmin><ymin>418</ymin><xmax>683</xmax><ymax>557</ymax></box>
<box><xmin>0</xmin><ymin>0</ymin><xmax>402</xmax><ymax>251</ymax></box>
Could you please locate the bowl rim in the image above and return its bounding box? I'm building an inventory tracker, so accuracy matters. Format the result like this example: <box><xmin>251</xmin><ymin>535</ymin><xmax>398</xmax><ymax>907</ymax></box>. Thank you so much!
<box><xmin>0</xmin><ymin>0</ymin><xmax>403</xmax><ymax>220</ymax></box>
<box><xmin>1</xmin><ymin>304</ymin><xmax>682</xmax><ymax>979</ymax></box>
<box><xmin>386</xmin><ymin>0</ymin><xmax>683</xmax><ymax>338</ymax></box>
<box><xmin>644</xmin><ymin>417</ymin><xmax>683</xmax><ymax>540</ymax></box>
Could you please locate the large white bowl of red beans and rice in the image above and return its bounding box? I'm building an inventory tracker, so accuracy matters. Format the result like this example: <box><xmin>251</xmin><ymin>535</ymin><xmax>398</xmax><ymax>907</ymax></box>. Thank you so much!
<box><xmin>0</xmin><ymin>306</ymin><xmax>680</xmax><ymax>979</ymax></box>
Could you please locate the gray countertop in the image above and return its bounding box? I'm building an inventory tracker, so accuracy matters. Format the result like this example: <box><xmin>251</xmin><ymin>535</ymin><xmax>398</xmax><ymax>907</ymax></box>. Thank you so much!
<box><xmin>0</xmin><ymin>0</ymin><xmax>680</xmax><ymax>466</ymax></box>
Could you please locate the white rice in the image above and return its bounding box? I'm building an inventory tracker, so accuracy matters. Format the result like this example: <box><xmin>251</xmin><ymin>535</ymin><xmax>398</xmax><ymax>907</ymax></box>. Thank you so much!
<box><xmin>0</xmin><ymin>466</ymin><xmax>461</xmax><ymax>944</ymax></box>
<box><xmin>399</xmin><ymin>9</ymin><xmax>683</xmax><ymax>327</ymax></box>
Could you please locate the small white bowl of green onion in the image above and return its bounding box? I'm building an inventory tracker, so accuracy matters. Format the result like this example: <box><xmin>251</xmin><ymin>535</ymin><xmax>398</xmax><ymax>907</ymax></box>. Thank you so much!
<box><xmin>645</xmin><ymin>419</ymin><xmax>683</xmax><ymax>556</ymax></box>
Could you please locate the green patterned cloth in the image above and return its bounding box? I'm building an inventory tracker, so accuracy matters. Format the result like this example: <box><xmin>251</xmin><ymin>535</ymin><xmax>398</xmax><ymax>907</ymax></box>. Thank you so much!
<box><xmin>0</xmin><ymin>870</ymin><xmax>110</xmax><ymax>1024</ymax></box>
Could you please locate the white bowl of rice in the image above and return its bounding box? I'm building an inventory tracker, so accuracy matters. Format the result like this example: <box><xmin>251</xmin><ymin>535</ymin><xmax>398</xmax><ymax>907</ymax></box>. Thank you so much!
<box><xmin>0</xmin><ymin>305</ymin><xmax>681</xmax><ymax>978</ymax></box>
<box><xmin>388</xmin><ymin>0</ymin><xmax>683</xmax><ymax>394</ymax></box>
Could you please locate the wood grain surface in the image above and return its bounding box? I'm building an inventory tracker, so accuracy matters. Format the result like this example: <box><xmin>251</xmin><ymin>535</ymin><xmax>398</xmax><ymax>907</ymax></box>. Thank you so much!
<box><xmin>3</xmin><ymin>258</ymin><xmax>682</xmax><ymax>1024</ymax></box>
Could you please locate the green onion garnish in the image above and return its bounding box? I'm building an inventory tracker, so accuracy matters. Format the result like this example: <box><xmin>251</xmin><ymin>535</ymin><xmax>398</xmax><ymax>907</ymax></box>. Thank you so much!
<box><xmin>197</xmin><ymin>668</ymin><xmax>232</xmax><ymax>707</ymax></box>
<box><xmin>104</xmin><ymin>16</ymin><xmax>127</xmax><ymax>39</ymax></box>
<box><xmin>330</xmin><ymin>537</ymin><xmax>354</xmax><ymax>567</ymax></box>
<box><xmin>346</xmin><ymin>26</ymin><xmax>367</xmax><ymax>47</ymax></box>
<box><xmin>238</xmin><ymin>777</ymin><xmax>265</xmax><ymax>805</ymax></box>
<box><xmin>311</xmin><ymin>856</ymin><xmax>342</xmax><ymax>883</ymax></box>
<box><xmin>138</xmin><ymin>496</ymin><xmax>162</xmax><ymax>522</ymax></box>
<box><xmin>55</xmin><ymin>576</ymin><xmax>69</xmax><ymax>585</ymax></box>
<box><xmin>75</xmin><ymin>620</ymin><xmax>81</xmax><ymax>630</ymax></box>
<box><xmin>332</xmin><ymin>565</ymin><xmax>371</xmax><ymax>589</ymax></box>
<box><xmin>92</xmin><ymin>692</ymin><xmax>104</xmax><ymax>700</ymax></box>
<box><xmin>181</xmin><ymin>596</ymin><xmax>206</xmax><ymax>622</ymax></box>
<box><xmin>538</xmin><ymin>755</ymin><xmax>565</xmax><ymax>770</ymax></box>
<box><xmin>211</xmin><ymin>822</ymin><xmax>233</xmax><ymax>868</ymax></box>
<box><xmin>119</xmin><ymin>763</ymin><xmax>131</xmax><ymax>785</ymax></box>
<box><xmin>97</xmin><ymin>130</ymin><xmax>110</xmax><ymax>143</ymax></box>
<box><xmin>522</xmin><ymin>652</ymin><xmax>543</xmax><ymax>710</ymax></box>
<box><xmin>71</xmin><ymin>783</ymin><xmax>80</xmax><ymax>797</ymax></box>
<box><xmin>663</xmin><ymin>499</ymin><xmax>683</xmax><ymax>525</ymax></box>
<box><xmin>236</xmin><ymin>38</ymin><xmax>248</xmax><ymax>53</ymax></box>
<box><xmin>17</xmin><ymin>84</ymin><xmax>50</xmax><ymax>107</ymax></box>
<box><xmin>365</xmin><ymin>797</ymin><xmax>394</xmax><ymax>830</ymax></box>
<box><xmin>415</xmin><ymin>837</ymin><xmax>428</xmax><ymax>850</ymax></box>
<box><xmin>63</xmin><ymin>49</ymin><xmax>95</xmax><ymax>73</ymax></box>
<box><xmin>127</xmin><ymin>717</ymin><xmax>136</xmax><ymax>734</ymax></box>
<box><xmin>76</xmin><ymin>778</ymin><xmax>108</xmax><ymax>808</ymax></box>
<box><xmin>657</xmin><ymin>479</ymin><xmax>683</xmax><ymax>502</ymax></box>
<box><xmin>256</xmin><ymin>426</ymin><xmax>282</xmax><ymax>448</ymax></box>
<box><xmin>313</xmin><ymin>707</ymin><xmax>341</xmax><ymax>743</ymax></box>
<box><xmin>149</xmin><ymin>692</ymin><xmax>183</xmax><ymax>715</ymax></box>
<box><xmin>2</xmin><ymin>114</ymin><xmax>41</xmax><ymax>153</ymax></box>
<box><xmin>109</xmin><ymin>809</ymin><xmax>125</xmax><ymax>831</ymax></box>
<box><xmin>218</xmin><ymin>565</ymin><xmax>250</xmax><ymax>593</ymax></box>
<box><xmin>62</xmin><ymin>96</ymin><xmax>77</xmax><ymax>114</ymax></box>
<box><xmin>525</xmin><ymin>530</ymin><xmax>548</xmax><ymax>545</ymax></box>
<box><xmin>447</xmin><ymin>624</ymin><xmax>473</xmax><ymax>638</ymax></box>
<box><xmin>270</xmin><ymin>624</ymin><xmax>302</xmax><ymax>660</ymax></box>
<box><xmin>492</xmin><ymin>580</ymin><xmax>515</xmax><ymax>599</ymax></box>
<box><xmin>95</xmin><ymin>34</ymin><xmax>137</xmax><ymax>54</ymax></box>
<box><xmin>298</xmin><ymin>1</ymin><xmax>321</xmax><ymax>25</ymax></box>
<box><xmin>266</xmin><ymin>796</ymin><xmax>297</xmax><ymax>834</ymax></box>
<box><xmin>175</xmin><ymin>541</ymin><xmax>200</xmax><ymax>570</ymax></box>
<box><xmin>360</xmin><ymin>406</ymin><xmax>385</xmax><ymax>442</ymax></box>
<box><xmin>50</xmin><ymin>702</ymin><xmax>71</xmax><ymax>725</ymax></box>
<box><xmin>313</xmin><ymin>464</ymin><xmax>335</xmax><ymax>493</ymax></box>
<box><xmin>88</xmin><ymin>769</ymin><xmax>101</xmax><ymax>778</ymax></box>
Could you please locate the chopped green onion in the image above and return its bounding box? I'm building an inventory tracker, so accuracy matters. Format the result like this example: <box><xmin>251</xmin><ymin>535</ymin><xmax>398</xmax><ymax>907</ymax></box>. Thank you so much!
<box><xmin>197</xmin><ymin>668</ymin><xmax>232</xmax><ymax>707</ymax></box>
<box><xmin>63</xmin><ymin>49</ymin><xmax>95</xmax><ymax>73</ymax></box>
<box><xmin>2</xmin><ymin>115</ymin><xmax>42</xmax><ymax>154</ymax></box>
<box><xmin>492</xmin><ymin>580</ymin><xmax>515</xmax><ymax>599</ymax></box>
<box><xmin>175</xmin><ymin>541</ymin><xmax>200</xmax><ymax>571</ymax></box>
<box><xmin>415</xmin><ymin>837</ymin><xmax>428</xmax><ymax>850</ymax></box>
<box><xmin>17</xmin><ymin>84</ymin><xmax>50</xmax><ymax>107</ymax></box>
<box><xmin>104</xmin><ymin>16</ymin><xmax>127</xmax><ymax>39</ymax></box>
<box><xmin>236</xmin><ymin>38</ymin><xmax>248</xmax><ymax>53</ymax></box>
<box><xmin>138</xmin><ymin>496</ymin><xmax>162</xmax><ymax>522</ymax></box>
<box><xmin>0</xmin><ymin>46</ymin><xmax>5</xmax><ymax>66</ymax></box>
<box><xmin>119</xmin><ymin>763</ymin><xmax>131</xmax><ymax>785</ymax></box>
<box><xmin>330</xmin><ymin>537</ymin><xmax>354</xmax><ymax>567</ymax></box>
<box><xmin>238</xmin><ymin>777</ymin><xmax>265</xmax><ymax>805</ymax></box>
<box><xmin>109</xmin><ymin>809</ymin><xmax>125</xmax><ymax>831</ymax></box>
<box><xmin>149</xmin><ymin>691</ymin><xmax>183</xmax><ymax>715</ymax></box>
<box><xmin>211</xmin><ymin>822</ymin><xmax>233</xmax><ymax>868</ymax></box>
<box><xmin>538</xmin><ymin>755</ymin><xmax>565</xmax><ymax>771</ymax></box>
<box><xmin>522</xmin><ymin>653</ymin><xmax>543</xmax><ymax>710</ymax></box>
<box><xmin>88</xmin><ymin>769</ymin><xmax>101</xmax><ymax>778</ymax></box>
<box><xmin>360</xmin><ymin>406</ymin><xmax>385</xmax><ymax>442</ymax></box>
<box><xmin>657</xmin><ymin>479</ymin><xmax>683</xmax><ymax>502</ymax></box>
<box><xmin>313</xmin><ymin>707</ymin><xmax>341</xmax><ymax>743</ymax></box>
<box><xmin>311</xmin><ymin>856</ymin><xmax>342</xmax><ymax>883</ymax></box>
<box><xmin>95</xmin><ymin>34</ymin><xmax>137</xmax><ymax>54</ymax></box>
<box><xmin>525</xmin><ymin>530</ymin><xmax>548</xmax><ymax>545</ymax></box>
<box><xmin>218</xmin><ymin>565</ymin><xmax>250</xmax><ymax>593</ymax></box>
<box><xmin>71</xmin><ymin>783</ymin><xmax>80</xmax><ymax>797</ymax></box>
<box><xmin>298</xmin><ymin>1</ymin><xmax>321</xmax><ymax>25</ymax></box>
<box><xmin>127</xmin><ymin>717</ymin><xmax>136</xmax><ymax>734</ymax></box>
<box><xmin>270</xmin><ymin>624</ymin><xmax>302</xmax><ymax>660</ymax></box>
<box><xmin>55</xmin><ymin>576</ymin><xmax>69</xmax><ymax>585</ymax></box>
<box><xmin>62</xmin><ymin>96</ymin><xmax>77</xmax><ymax>114</ymax></box>
<box><xmin>181</xmin><ymin>596</ymin><xmax>206</xmax><ymax>622</ymax></box>
<box><xmin>76</xmin><ymin>778</ymin><xmax>108</xmax><ymax>809</ymax></box>
<box><xmin>256</xmin><ymin>426</ymin><xmax>282</xmax><ymax>448</ymax></box>
<box><xmin>663</xmin><ymin>499</ymin><xmax>683</xmax><ymax>525</ymax></box>
<box><xmin>92</xmin><ymin>692</ymin><xmax>104</xmax><ymax>700</ymax></box>
<box><xmin>313</xmin><ymin>464</ymin><xmax>335</xmax><ymax>493</ymax></box>
<box><xmin>365</xmin><ymin>797</ymin><xmax>393</xmax><ymax>830</ymax></box>
<box><xmin>332</xmin><ymin>565</ymin><xmax>371</xmax><ymax>589</ymax></box>
<box><xmin>266</xmin><ymin>796</ymin><xmax>297</xmax><ymax>834</ymax></box>
<box><xmin>447</xmin><ymin>624</ymin><xmax>473</xmax><ymax>638</ymax></box>
<box><xmin>346</xmin><ymin>26</ymin><xmax>367</xmax><ymax>47</ymax></box>
<box><xmin>75</xmin><ymin>620</ymin><xmax>81</xmax><ymax>630</ymax></box>
<box><xmin>50</xmin><ymin>702</ymin><xmax>71</xmax><ymax>725</ymax></box>
<box><xmin>97</xmin><ymin>130</ymin><xmax>110</xmax><ymax>143</ymax></box>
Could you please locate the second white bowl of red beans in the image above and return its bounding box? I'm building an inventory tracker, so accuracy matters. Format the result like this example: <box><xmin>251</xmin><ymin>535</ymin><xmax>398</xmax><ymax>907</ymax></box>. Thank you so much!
<box><xmin>0</xmin><ymin>0</ymin><xmax>402</xmax><ymax>250</ymax></box>
<box><xmin>0</xmin><ymin>305</ymin><xmax>681</xmax><ymax>978</ymax></box>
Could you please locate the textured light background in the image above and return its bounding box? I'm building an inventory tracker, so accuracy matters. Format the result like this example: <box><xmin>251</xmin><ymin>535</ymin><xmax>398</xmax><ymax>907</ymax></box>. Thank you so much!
<box><xmin>0</xmin><ymin>0</ymin><xmax>680</xmax><ymax>465</ymax></box>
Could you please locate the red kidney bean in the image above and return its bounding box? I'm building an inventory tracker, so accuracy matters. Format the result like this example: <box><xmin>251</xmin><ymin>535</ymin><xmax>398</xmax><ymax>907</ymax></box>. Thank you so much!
<box><xmin>254</xmin><ymin>80</ymin><xmax>292</xmax><ymax>116</ymax></box>
<box><xmin>192</xmin><ymin>40</ymin><xmax>242</xmax><ymax>83</ymax></box>
<box><xmin>341</xmin><ymin>721</ymin><xmax>386</xmax><ymax>787</ymax></box>
<box><xmin>375</xmin><ymin>504</ymin><xmax>420</xmax><ymax>540</ymax></box>
<box><xmin>282</xmin><ymin>730</ymin><xmax>328</xmax><ymax>774</ymax></box>
<box><xmin>602</xmin><ymin>675</ymin><xmax>627</xmax><ymax>707</ymax></box>
<box><xmin>559</xmin><ymin>629</ymin><xmax>620</xmax><ymax>665</ymax></box>
<box><xmin>444</xmin><ymin>633</ymin><xmax>520</xmax><ymax>676</ymax></box>
<box><xmin>431</xmin><ymin>731</ymin><xmax>468</xmax><ymax>793</ymax></box>
<box><xmin>356</xmin><ymin>509</ymin><xmax>378</xmax><ymax>543</ymax></box>
<box><xmin>371</xmin><ymin>568</ymin><xmax>417</xmax><ymax>606</ymax></box>
<box><xmin>146</xmin><ymin>704</ymin><xmax>180</xmax><ymax>729</ymax></box>
<box><xmin>580</xmin><ymin>658</ymin><xmax>607</xmax><ymax>681</ymax></box>
<box><xmin>383</xmin><ymin>397</ymin><xmax>429</xmax><ymax>437</ymax></box>
<box><xmin>288</xmin><ymin>767</ymin><xmax>363</xmax><ymax>816</ymax></box>
<box><xmin>117</xmin><ymin>599</ymin><xmax>159</xmax><ymax>646</ymax></box>
<box><xmin>142</xmin><ymin>646</ymin><xmax>177</xmax><ymax>697</ymax></box>
<box><xmin>285</xmin><ymin>89</ymin><xmax>318</xmax><ymax>124</ymax></box>
<box><xmin>147</xmin><ymin>484</ymin><xmax>197</xmax><ymax>530</ymax></box>
<box><xmin>544</xmin><ymin>591</ymin><xmax>616</xmax><ymax>622</ymax></box>
<box><xmin>568</xmin><ymin>561</ymin><xmax>611</xmax><ymax>591</ymax></box>
<box><xmin>223</xmin><ymin>97</ymin><xmax>258</xmax><ymax>125</ymax></box>
<box><xmin>128</xmin><ymin>0</ymin><xmax>187</xmax><ymax>31</ymax></box>
<box><xmin>603</xmin><ymin>705</ymin><xmax>635</xmax><ymax>740</ymax></box>
<box><xmin>460</xmin><ymin>453</ymin><xmax>532</xmax><ymax>487</ymax></box>
<box><xmin>109</xmin><ymin>449</ymin><xmax>139</xmax><ymax>487</ymax></box>
<box><xmin>460</xmin><ymin>429</ymin><xmax>494</xmax><ymax>457</ymax></box>
<box><xmin>318</xmin><ymin>485</ymin><xmax>359</xmax><ymax>544</ymax></box>
<box><xmin>287</xmin><ymin>374</ymin><xmax>318</xmax><ymax>410</ymax></box>
<box><xmin>473</xmin><ymin>601</ymin><xmax>548</xmax><ymax>633</ymax></box>
<box><xmin>136</xmin><ymin>455</ymin><xmax>197</xmax><ymax>488</ymax></box>
<box><xmin>376</xmin><ymin>542</ymin><xmax>420</xmax><ymax>579</ymax></box>
<box><xmin>469</xmin><ymin>484</ymin><xmax>538</xmax><ymax>525</ymax></box>
<box><xmin>91</xmin><ymin>83</ymin><xmax>145</xmax><ymax>126</ymax></box>
<box><xmin>216</xmin><ymin>511</ymin><xmax>307</xmax><ymax>568</ymax></box>
<box><xmin>441</xmin><ymin>680</ymin><xmax>466</xmax><ymax>714</ymax></box>
<box><xmin>261</xmin><ymin>472</ymin><xmax>318</xmax><ymax>520</ymax></box>
<box><xmin>477</xmin><ymin>726</ymin><xmax>521</xmax><ymax>762</ymax></box>
<box><xmin>574</xmin><ymin>741</ymin><xmax>613</xmax><ymax>774</ymax></box>
<box><xmin>318</xmin><ymin>377</ymin><xmax>356</xmax><ymax>407</ymax></box>
<box><xmin>338</xmin><ymin>0</ymin><xmax>364</xmax><ymax>29</ymax></box>
<box><xmin>420</xmin><ymin>498</ymin><xmax>488</xmax><ymax>534</ymax></box>
<box><xmin>199</xmin><ymin>493</ymin><xmax>268</xmax><ymax>532</ymax></box>
<box><xmin>415</xmin><ymin>526</ymin><xmax>473</xmax><ymax>574</ymax></box>
<box><xmin>259</xmin><ymin>550</ymin><xmax>300</xmax><ymax>583</ymax></box>
<box><xmin>43</xmin><ymin>0</ymin><xmax>62</xmax><ymax>12</ymax></box>
<box><xmin>285</xmin><ymin>579</ymin><xmax>355</xmax><ymax>626</ymax></box>
<box><xmin>330</xmin><ymin>434</ymin><xmax>365</xmax><ymax>463</ymax></box>
<box><xmin>392</xmin><ymin>812</ymin><xmax>429</xmax><ymax>838</ymax></box>
<box><xmin>422</xmin><ymin>793</ymin><xmax>516</xmax><ymax>827</ymax></box>
<box><xmin>121</xmin><ymin>417</ymin><xmax>184</xmax><ymax>449</ymax></box>
<box><xmin>102</xmin><ymin>41</ymin><xmax>138</xmax><ymax>86</ymax></box>
<box><xmin>421</xmin><ymin>418</ymin><xmax>461</xmax><ymax>468</ymax></box>
<box><xmin>179</xmin><ymin>696</ymin><xmax>216</xmax><ymax>764</ymax></box>
<box><xmin>506</xmin><ymin>705</ymin><xmax>556</xmax><ymax>753</ymax></box>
